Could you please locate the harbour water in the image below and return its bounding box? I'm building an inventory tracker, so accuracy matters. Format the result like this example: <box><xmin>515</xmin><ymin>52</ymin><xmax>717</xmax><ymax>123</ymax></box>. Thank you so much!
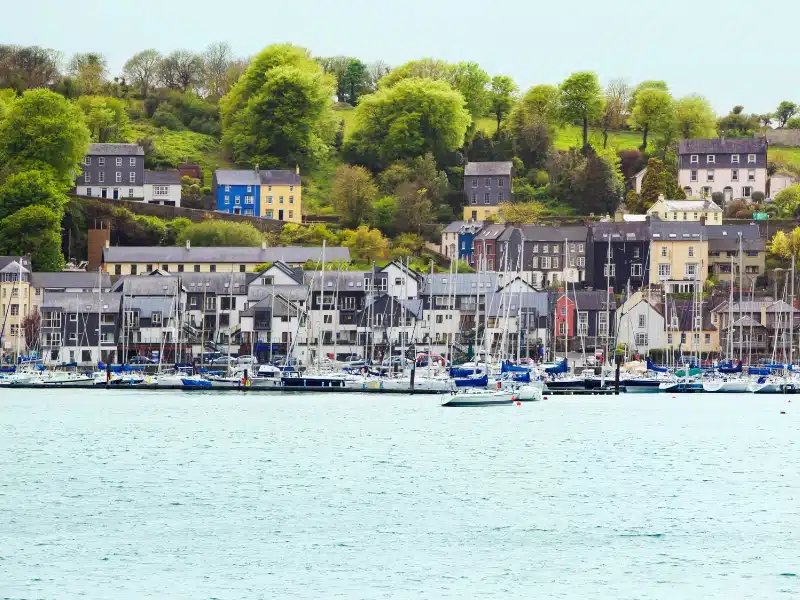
<box><xmin>2</xmin><ymin>390</ymin><xmax>799</xmax><ymax>599</ymax></box>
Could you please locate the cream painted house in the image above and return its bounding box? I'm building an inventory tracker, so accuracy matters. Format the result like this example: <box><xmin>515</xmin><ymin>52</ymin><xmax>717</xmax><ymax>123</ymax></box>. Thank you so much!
<box><xmin>647</xmin><ymin>196</ymin><xmax>722</xmax><ymax>224</ymax></box>
<box><xmin>649</xmin><ymin>221</ymin><xmax>709</xmax><ymax>294</ymax></box>
<box><xmin>678</xmin><ymin>137</ymin><xmax>767</xmax><ymax>202</ymax></box>
<box><xmin>0</xmin><ymin>258</ymin><xmax>35</xmax><ymax>356</ymax></box>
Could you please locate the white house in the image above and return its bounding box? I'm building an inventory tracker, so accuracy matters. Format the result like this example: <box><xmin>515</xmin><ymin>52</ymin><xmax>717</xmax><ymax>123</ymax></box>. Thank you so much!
<box><xmin>678</xmin><ymin>137</ymin><xmax>768</xmax><ymax>202</ymax></box>
<box><xmin>144</xmin><ymin>171</ymin><xmax>183</xmax><ymax>206</ymax></box>
<box><xmin>768</xmin><ymin>173</ymin><xmax>796</xmax><ymax>199</ymax></box>
<box><xmin>616</xmin><ymin>292</ymin><xmax>666</xmax><ymax>355</ymax></box>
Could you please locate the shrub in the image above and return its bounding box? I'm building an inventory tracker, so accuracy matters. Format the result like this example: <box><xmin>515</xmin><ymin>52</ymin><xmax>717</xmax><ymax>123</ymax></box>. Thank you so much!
<box><xmin>752</xmin><ymin>190</ymin><xmax>765</xmax><ymax>204</ymax></box>
<box><xmin>153</xmin><ymin>104</ymin><xmax>184</xmax><ymax>130</ymax></box>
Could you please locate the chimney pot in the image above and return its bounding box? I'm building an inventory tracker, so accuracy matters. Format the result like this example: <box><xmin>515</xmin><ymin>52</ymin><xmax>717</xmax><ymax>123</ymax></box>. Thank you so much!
<box><xmin>658</xmin><ymin>194</ymin><xmax>665</xmax><ymax>201</ymax></box>
<box><xmin>105</xmin><ymin>239</ymin><xmax>110</xmax><ymax>249</ymax></box>
<box><xmin>185</xmin><ymin>239</ymin><xmax>191</xmax><ymax>250</ymax></box>
<box><xmin>261</xmin><ymin>240</ymin><xmax>267</xmax><ymax>250</ymax></box>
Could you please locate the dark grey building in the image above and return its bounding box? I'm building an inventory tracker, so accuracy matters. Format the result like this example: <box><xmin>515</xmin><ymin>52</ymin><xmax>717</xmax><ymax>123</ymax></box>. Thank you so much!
<box><xmin>586</xmin><ymin>221</ymin><xmax>651</xmax><ymax>293</ymax></box>
<box><xmin>463</xmin><ymin>161</ymin><xmax>513</xmax><ymax>220</ymax></box>
<box><xmin>75</xmin><ymin>143</ymin><xmax>145</xmax><ymax>200</ymax></box>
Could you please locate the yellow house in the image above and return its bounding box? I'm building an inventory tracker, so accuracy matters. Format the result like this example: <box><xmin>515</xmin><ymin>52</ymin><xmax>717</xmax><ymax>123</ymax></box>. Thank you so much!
<box><xmin>0</xmin><ymin>258</ymin><xmax>35</xmax><ymax>357</ymax></box>
<box><xmin>663</xmin><ymin>299</ymin><xmax>720</xmax><ymax>354</ymax></box>
<box><xmin>647</xmin><ymin>195</ymin><xmax>722</xmax><ymax>224</ymax></box>
<box><xmin>650</xmin><ymin>222</ymin><xmax>709</xmax><ymax>294</ymax></box>
<box><xmin>260</xmin><ymin>167</ymin><xmax>302</xmax><ymax>224</ymax></box>
<box><xmin>463</xmin><ymin>205</ymin><xmax>502</xmax><ymax>221</ymax></box>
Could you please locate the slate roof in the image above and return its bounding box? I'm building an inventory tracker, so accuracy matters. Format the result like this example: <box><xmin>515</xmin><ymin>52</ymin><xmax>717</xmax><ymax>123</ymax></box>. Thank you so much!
<box><xmin>0</xmin><ymin>261</ymin><xmax>29</xmax><ymax>274</ymax></box>
<box><xmin>103</xmin><ymin>246</ymin><xmax>350</xmax><ymax>264</ymax></box>
<box><xmin>464</xmin><ymin>161</ymin><xmax>513</xmax><ymax>176</ymax></box>
<box><xmin>214</xmin><ymin>170</ymin><xmax>261</xmax><ymax>186</ymax></box>
<box><xmin>706</xmin><ymin>224</ymin><xmax>766</xmax><ymax>252</ymax></box>
<box><xmin>422</xmin><ymin>272</ymin><xmax>500</xmax><ymax>295</ymax></box>
<box><xmin>0</xmin><ymin>256</ymin><xmax>31</xmax><ymax>271</ymax></box>
<box><xmin>593</xmin><ymin>221</ymin><xmax>650</xmax><ymax>241</ymax></box>
<box><xmin>518</xmin><ymin>225</ymin><xmax>565</xmax><ymax>242</ymax></box>
<box><xmin>443</xmin><ymin>221</ymin><xmax>467</xmax><ymax>233</ymax></box>
<box><xmin>31</xmin><ymin>271</ymin><xmax>111</xmax><ymax>290</ymax></box>
<box><xmin>125</xmin><ymin>296</ymin><xmax>176</xmax><ymax>320</ymax></box>
<box><xmin>668</xmin><ymin>300</ymin><xmax>716</xmax><ymax>331</ymax></box>
<box><xmin>650</xmin><ymin>221</ymin><xmax>706</xmax><ymax>240</ymax></box>
<box><xmin>247</xmin><ymin>284</ymin><xmax>309</xmax><ymax>303</ymax></box>
<box><xmin>474</xmin><ymin>224</ymin><xmax>507</xmax><ymax>241</ymax></box>
<box><xmin>729</xmin><ymin>315</ymin><xmax>765</xmax><ymax>329</ymax></box>
<box><xmin>260</xmin><ymin>170</ymin><xmax>301</xmax><ymax>185</ymax></box>
<box><xmin>144</xmin><ymin>170</ymin><xmax>182</xmax><ymax>185</ymax></box>
<box><xmin>561</xmin><ymin>291</ymin><xmax>617</xmax><ymax>312</ymax></box>
<box><xmin>110</xmin><ymin>275</ymin><xmax>182</xmax><ymax>296</ymax></box>
<box><xmin>678</xmin><ymin>138</ymin><xmax>768</xmax><ymax>155</ymax></box>
<box><xmin>714</xmin><ymin>299</ymin><xmax>800</xmax><ymax>314</ymax></box>
<box><xmin>486</xmin><ymin>292</ymin><xmax>549</xmax><ymax>317</ymax></box>
<box><xmin>656</xmin><ymin>199</ymin><xmax>722</xmax><ymax>212</ymax></box>
<box><xmin>40</xmin><ymin>292</ymin><xmax>123</xmax><ymax>313</ymax></box>
<box><xmin>88</xmin><ymin>143</ymin><xmax>144</xmax><ymax>156</ymax></box>
<box><xmin>241</xmin><ymin>293</ymin><xmax>305</xmax><ymax>318</ymax></box>
<box><xmin>304</xmin><ymin>270</ymin><xmax>370</xmax><ymax>291</ymax></box>
<box><xmin>180</xmin><ymin>272</ymin><xmax>250</xmax><ymax>295</ymax></box>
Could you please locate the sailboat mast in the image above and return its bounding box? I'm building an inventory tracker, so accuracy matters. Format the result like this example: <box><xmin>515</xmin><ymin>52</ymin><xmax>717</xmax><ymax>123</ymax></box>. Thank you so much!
<box><xmin>318</xmin><ymin>241</ymin><xmax>325</xmax><ymax>370</ymax></box>
<box><xmin>604</xmin><ymin>239</ymin><xmax>612</xmax><ymax>367</ymax></box>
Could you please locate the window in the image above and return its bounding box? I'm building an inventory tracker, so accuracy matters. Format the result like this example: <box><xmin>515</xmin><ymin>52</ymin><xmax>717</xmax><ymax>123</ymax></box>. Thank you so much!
<box><xmin>97</xmin><ymin>157</ymin><xmax>105</xmax><ymax>167</ymax></box>
<box><xmin>436</xmin><ymin>314</ymin><xmax>443</xmax><ymax>324</ymax></box>
<box><xmin>748</xmin><ymin>154</ymin><xmax>756</xmax><ymax>163</ymax></box>
<box><xmin>484</xmin><ymin>177</ymin><xmax>490</xmax><ymax>187</ymax></box>
<box><xmin>707</xmin><ymin>169</ymin><xmax>714</xmax><ymax>182</ymax></box>
<box><xmin>604</xmin><ymin>264</ymin><xmax>616</xmax><ymax>277</ymax></box>
<box><xmin>598</xmin><ymin>312</ymin><xmax>608</xmax><ymax>336</ymax></box>
<box><xmin>288</xmin><ymin>210</ymin><xmax>294</xmax><ymax>219</ymax></box>
<box><xmin>246</xmin><ymin>185</ymin><xmax>252</xmax><ymax>193</ymax></box>
<box><xmin>497</xmin><ymin>192</ymin><xmax>503</xmax><ymax>202</ymax></box>
<box><xmin>552</xmin><ymin>257</ymin><xmax>559</xmax><ymax>269</ymax></box>
<box><xmin>225</xmin><ymin>185</ymin><xmax>230</xmax><ymax>192</ymax></box>
<box><xmin>638</xmin><ymin>314</ymin><xmax>646</xmax><ymax>328</ymax></box>
<box><xmin>631</xmin><ymin>263</ymin><xmax>643</xmax><ymax>277</ymax></box>
<box><xmin>128</xmin><ymin>189</ymin><xmax>134</xmax><ymax>198</ymax></box>
<box><xmin>471</xmin><ymin>193</ymin><xmax>477</xmax><ymax>205</ymax></box>
<box><xmin>154</xmin><ymin>185</ymin><xmax>169</xmax><ymax>196</ymax></box>
<box><xmin>693</xmin><ymin>333</ymin><xmax>700</xmax><ymax>344</ymax></box>
<box><xmin>685</xmin><ymin>263</ymin><xmax>698</xmax><ymax>278</ymax></box>
<box><xmin>115</xmin><ymin>172</ymin><xmax>122</xmax><ymax>183</ymax></box>
<box><xmin>279</xmin><ymin>196</ymin><xmax>284</xmax><ymax>204</ymax></box>
<box><xmin>484</xmin><ymin>193</ymin><xmax>490</xmax><ymax>204</ymax></box>
<box><xmin>559</xmin><ymin>321</ymin><xmax>567</xmax><ymax>335</ymax></box>
<box><xmin>577</xmin><ymin>312</ymin><xmax>588</xmax><ymax>336</ymax></box>
<box><xmin>667</xmin><ymin>333</ymin><xmax>673</xmax><ymax>344</ymax></box>
<box><xmin>194</xmin><ymin>265</ymin><xmax>200</xmax><ymax>272</ymax></box>
<box><xmin>129</xmin><ymin>172</ymin><xmax>135</xmax><ymax>183</ymax></box>
<box><xmin>635</xmin><ymin>332</ymin><xmax>649</xmax><ymax>347</ymax></box>
<box><xmin>289</xmin><ymin>195</ymin><xmax>294</xmax><ymax>204</ymax></box>
<box><xmin>688</xmin><ymin>246</ymin><xmax>694</xmax><ymax>257</ymax></box>
<box><xmin>683</xmin><ymin>212</ymin><xmax>688</xmax><ymax>220</ymax></box>
<box><xmin>532</xmin><ymin>244</ymin><xmax>539</xmax><ymax>253</ymax></box>
<box><xmin>577</xmin><ymin>257</ymin><xmax>585</xmax><ymax>267</ymax></box>
<box><xmin>569</xmin><ymin>243</ymin><xmax>576</xmax><ymax>254</ymax></box>
<box><xmin>541</xmin><ymin>256</ymin><xmax>551</xmax><ymax>269</ymax></box>
<box><xmin>234</xmin><ymin>196</ymin><xmax>241</xmax><ymax>205</ymax></box>
<box><xmin>114</xmin><ymin>264</ymin><xmax>121</xmax><ymax>275</ymax></box>
<box><xmin>658</xmin><ymin>263</ymin><xmax>671</xmax><ymax>278</ymax></box>
<box><xmin>152</xmin><ymin>312</ymin><xmax>162</xmax><ymax>325</ymax></box>
<box><xmin>731</xmin><ymin>154</ymin><xmax>740</xmax><ymax>164</ymax></box>
<box><xmin>190</xmin><ymin>297</ymin><xmax>198</xmax><ymax>308</ymax></box>
<box><xmin>690</xmin><ymin>155</ymin><xmax>698</xmax><ymax>164</ymax></box>
<box><xmin>633</xmin><ymin>247</ymin><xmax>640</xmax><ymax>259</ymax></box>
<box><xmin>130</xmin><ymin>264</ymin><xmax>138</xmax><ymax>275</ymax></box>
<box><xmin>10</xmin><ymin>304</ymin><xmax>19</xmax><ymax>316</ymax></box>
<box><xmin>742</xmin><ymin>186</ymin><xmax>752</xmax><ymax>198</ymax></box>
<box><xmin>178</xmin><ymin>265</ymin><xmax>184</xmax><ymax>273</ymax></box>
<box><xmin>130</xmin><ymin>158</ymin><xmax>136</xmax><ymax>166</ymax></box>
<box><xmin>245</xmin><ymin>209</ymin><xmax>253</xmax><ymax>216</ymax></box>
<box><xmin>209</xmin><ymin>265</ymin><xmax>216</xmax><ymax>273</ymax></box>
<box><xmin>542</xmin><ymin>245</ymin><xmax>548</xmax><ymax>254</ymax></box>
<box><xmin>267</xmin><ymin>195</ymin><xmax>273</xmax><ymax>204</ymax></box>
<box><xmin>748</xmin><ymin>169</ymin><xmax>756</xmax><ymax>182</ymax></box>
<box><xmin>472</xmin><ymin>179</ymin><xmax>478</xmax><ymax>188</ymax></box>
<box><xmin>266</xmin><ymin>210</ymin><xmax>274</xmax><ymax>219</ymax></box>
<box><xmin>569</xmin><ymin>257</ymin><xmax>575</xmax><ymax>267</ymax></box>
<box><xmin>267</xmin><ymin>185</ymin><xmax>272</xmax><ymax>192</ymax></box>
<box><xmin>98</xmin><ymin>172</ymin><xmax>105</xmax><ymax>183</ymax></box>
<box><xmin>531</xmin><ymin>256</ymin><xmax>539</xmax><ymax>269</ymax></box>
<box><xmin>115</xmin><ymin>157</ymin><xmax>122</xmax><ymax>166</ymax></box>
<box><xmin>86</xmin><ymin>187</ymin><xmax>92</xmax><ymax>196</ymax></box>
<box><xmin>578</xmin><ymin>244</ymin><xmax>584</xmax><ymax>253</ymax></box>
<box><xmin>732</xmin><ymin>169</ymin><xmax>739</xmax><ymax>181</ymax></box>
<box><xmin>690</xmin><ymin>169</ymin><xmax>698</xmax><ymax>182</ymax></box>
<box><xmin>552</xmin><ymin>245</ymin><xmax>558</xmax><ymax>253</ymax></box>
<box><xmin>84</xmin><ymin>156</ymin><xmax>91</xmax><ymax>166</ymax></box>
<box><xmin>707</xmin><ymin>155</ymin><xmax>715</xmax><ymax>164</ymax></box>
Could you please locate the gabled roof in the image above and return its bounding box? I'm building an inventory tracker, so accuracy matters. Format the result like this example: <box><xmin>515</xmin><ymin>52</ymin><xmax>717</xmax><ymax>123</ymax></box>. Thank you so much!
<box><xmin>464</xmin><ymin>161</ymin><xmax>513</xmax><ymax>176</ymax></box>
<box><xmin>729</xmin><ymin>315</ymin><xmax>765</xmax><ymax>329</ymax></box>
<box><xmin>650</xmin><ymin>221</ymin><xmax>706</xmax><ymax>240</ymax></box>
<box><xmin>304</xmin><ymin>270</ymin><xmax>368</xmax><ymax>291</ymax></box>
<box><xmin>40</xmin><ymin>291</ymin><xmax>123</xmax><ymax>313</ymax></box>
<box><xmin>706</xmin><ymin>224</ymin><xmax>766</xmax><ymax>252</ymax></box>
<box><xmin>593</xmin><ymin>221</ymin><xmax>650</xmax><ymax>241</ymax></box>
<box><xmin>180</xmin><ymin>272</ymin><xmax>250</xmax><ymax>295</ymax></box>
<box><xmin>422</xmin><ymin>272</ymin><xmax>500</xmax><ymax>296</ymax></box>
<box><xmin>474</xmin><ymin>224</ymin><xmax>506</xmax><ymax>240</ymax></box>
<box><xmin>88</xmin><ymin>143</ymin><xmax>144</xmax><ymax>156</ymax></box>
<box><xmin>110</xmin><ymin>276</ymin><xmax>182</xmax><ymax>296</ymax></box>
<box><xmin>214</xmin><ymin>170</ymin><xmax>260</xmax><ymax>186</ymax></box>
<box><xmin>247</xmin><ymin>284</ymin><xmax>308</xmax><ymax>303</ymax></box>
<box><xmin>378</xmin><ymin>261</ymin><xmax>423</xmax><ymax>282</ymax></box>
<box><xmin>144</xmin><ymin>170</ymin><xmax>182</xmax><ymax>185</ymax></box>
<box><xmin>559</xmin><ymin>291</ymin><xmax>617</xmax><ymax>311</ymax></box>
<box><xmin>124</xmin><ymin>296</ymin><xmax>175</xmax><ymax>319</ymax></box>
<box><xmin>443</xmin><ymin>221</ymin><xmax>467</xmax><ymax>233</ymax></box>
<box><xmin>253</xmin><ymin>261</ymin><xmax>304</xmax><ymax>285</ymax></box>
<box><xmin>652</xmin><ymin>199</ymin><xmax>722</xmax><ymax>212</ymax></box>
<box><xmin>103</xmin><ymin>246</ymin><xmax>350</xmax><ymax>264</ymax></box>
<box><xmin>667</xmin><ymin>299</ymin><xmax>716</xmax><ymax>331</ymax></box>
<box><xmin>678</xmin><ymin>138</ymin><xmax>767</xmax><ymax>155</ymax></box>
<box><xmin>0</xmin><ymin>260</ymin><xmax>28</xmax><ymax>274</ymax></box>
<box><xmin>260</xmin><ymin>170</ymin><xmax>301</xmax><ymax>186</ymax></box>
<box><xmin>0</xmin><ymin>256</ymin><xmax>31</xmax><ymax>271</ymax></box>
<box><xmin>31</xmin><ymin>271</ymin><xmax>111</xmax><ymax>290</ymax></box>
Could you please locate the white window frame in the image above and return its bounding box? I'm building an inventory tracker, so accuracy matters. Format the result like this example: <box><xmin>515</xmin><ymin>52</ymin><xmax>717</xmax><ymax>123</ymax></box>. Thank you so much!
<box><xmin>707</xmin><ymin>155</ymin><xmax>715</xmax><ymax>164</ymax></box>
<box><xmin>116</xmin><ymin>157</ymin><xmax>122</xmax><ymax>166</ymax></box>
<box><xmin>85</xmin><ymin>173</ymin><xmax>91</xmax><ymax>183</ymax></box>
<box><xmin>98</xmin><ymin>171</ymin><xmax>105</xmax><ymax>183</ymax></box>
<box><xmin>690</xmin><ymin>169</ymin><xmax>698</xmax><ymax>182</ymax></box>
<box><xmin>577</xmin><ymin>257</ymin><xmax>585</xmax><ymax>268</ymax></box>
<box><xmin>130</xmin><ymin>157</ymin><xmax>136</xmax><ymax>166</ymax></box>
<box><xmin>731</xmin><ymin>169</ymin><xmax>739</xmax><ymax>181</ymax></box>
<box><xmin>115</xmin><ymin>171</ymin><xmax>122</xmax><ymax>183</ymax></box>
<box><xmin>747</xmin><ymin>154</ymin><xmax>756</xmax><ymax>164</ymax></box>
<box><xmin>154</xmin><ymin>185</ymin><xmax>169</xmax><ymax>196</ymax></box>
<box><xmin>707</xmin><ymin>169</ymin><xmax>714</xmax><ymax>182</ymax></box>
<box><xmin>635</xmin><ymin>332</ymin><xmax>648</xmax><ymax>346</ymax></box>
<box><xmin>98</xmin><ymin>157</ymin><xmax>105</xmax><ymax>167</ymax></box>
<box><xmin>690</xmin><ymin>155</ymin><xmax>698</xmax><ymax>164</ymax></box>
<box><xmin>742</xmin><ymin>186</ymin><xmax>752</xmax><ymax>198</ymax></box>
<box><xmin>84</xmin><ymin>156</ymin><xmax>91</xmax><ymax>166</ymax></box>
<box><xmin>577</xmin><ymin>311</ymin><xmax>588</xmax><ymax>336</ymax></box>
<box><xmin>688</xmin><ymin>246</ymin><xmax>694</xmax><ymax>258</ymax></box>
<box><xmin>129</xmin><ymin>172</ymin><xmax>135</xmax><ymax>183</ymax></box>
<box><xmin>685</xmin><ymin>263</ymin><xmax>698</xmax><ymax>278</ymax></box>
<box><xmin>631</xmin><ymin>263</ymin><xmax>643</xmax><ymax>277</ymax></box>
<box><xmin>472</xmin><ymin>179</ymin><xmax>478</xmax><ymax>188</ymax></box>
<box><xmin>731</xmin><ymin>154</ymin><xmax>740</xmax><ymax>164</ymax></box>
<box><xmin>658</xmin><ymin>263</ymin><xmax>671</xmax><ymax>278</ymax></box>
<box><xmin>484</xmin><ymin>192</ymin><xmax>490</xmax><ymax>204</ymax></box>
<box><xmin>638</xmin><ymin>314</ymin><xmax>646</xmax><ymax>328</ymax></box>
<box><xmin>603</xmin><ymin>264</ymin><xmax>616</xmax><ymax>277</ymax></box>
<box><xmin>748</xmin><ymin>169</ymin><xmax>756</xmax><ymax>182</ymax></box>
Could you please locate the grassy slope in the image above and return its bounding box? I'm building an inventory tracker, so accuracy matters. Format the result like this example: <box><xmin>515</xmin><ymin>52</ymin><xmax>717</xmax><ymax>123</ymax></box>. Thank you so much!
<box><xmin>127</xmin><ymin>121</ymin><xmax>234</xmax><ymax>178</ymax></box>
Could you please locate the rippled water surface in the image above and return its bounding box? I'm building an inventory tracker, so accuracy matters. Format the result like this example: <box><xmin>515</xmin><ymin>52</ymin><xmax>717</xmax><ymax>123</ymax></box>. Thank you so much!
<box><xmin>2</xmin><ymin>390</ymin><xmax>800</xmax><ymax>599</ymax></box>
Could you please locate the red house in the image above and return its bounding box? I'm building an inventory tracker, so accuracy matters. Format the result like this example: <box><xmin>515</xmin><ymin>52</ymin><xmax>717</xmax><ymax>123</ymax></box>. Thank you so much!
<box><xmin>555</xmin><ymin>294</ymin><xmax>576</xmax><ymax>337</ymax></box>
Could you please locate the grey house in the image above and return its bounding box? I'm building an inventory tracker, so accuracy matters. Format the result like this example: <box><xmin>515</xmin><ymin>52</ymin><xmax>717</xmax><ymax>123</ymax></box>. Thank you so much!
<box><xmin>678</xmin><ymin>137</ymin><xmax>768</xmax><ymax>202</ymax></box>
<box><xmin>75</xmin><ymin>143</ymin><xmax>146</xmax><ymax>200</ymax></box>
<box><xmin>463</xmin><ymin>161</ymin><xmax>513</xmax><ymax>221</ymax></box>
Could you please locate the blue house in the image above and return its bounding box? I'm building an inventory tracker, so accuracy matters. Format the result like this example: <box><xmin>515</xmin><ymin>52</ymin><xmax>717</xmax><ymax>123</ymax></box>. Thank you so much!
<box><xmin>441</xmin><ymin>221</ymin><xmax>484</xmax><ymax>267</ymax></box>
<box><xmin>212</xmin><ymin>170</ymin><xmax>260</xmax><ymax>216</ymax></box>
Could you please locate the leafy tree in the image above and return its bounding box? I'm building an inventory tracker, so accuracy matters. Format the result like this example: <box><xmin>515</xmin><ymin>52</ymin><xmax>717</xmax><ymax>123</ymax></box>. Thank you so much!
<box><xmin>342</xmin><ymin>59</ymin><xmax>369</xmax><ymax>105</ymax></box>
<box><xmin>718</xmin><ymin>105</ymin><xmax>759</xmax><ymax>137</ymax></box>
<box><xmin>366</xmin><ymin>60</ymin><xmax>391</xmax><ymax>90</ymax></box>
<box><xmin>639</xmin><ymin>157</ymin><xmax>666</xmax><ymax>208</ymax></box>
<box><xmin>201</xmin><ymin>42</ymin><xmax>234</xmax><ymax>98</ymax></box>
<box><xmin>787</xmin><ymin>117</ymin><xmax>800</xmax><ymax>129</ymax></box>
<box><xmin>165</xmin><ymin>217</ymin><xmax>193</xmax><ymax>245</ymax></box>
<box><xmin>674</xmin><ymin>94</ymin><xmax>716</xmax><ymax>139</ymax></box>
<box><xmin>625</xmin><ymin>189</ymin><xmax>646</xmax><ymax>214</ymax></box>
<box><xmin>773</xmin><ymin>184</ymin><xmax>800</xmax><ymax>217</ymax></box>
<box><xmin>221</xmin><ymin>44</ymin><xmax>335</xmax><ymax>169</ymax></box>
<box><xmin>629</xmin><ymin>80</ymin><xmax>669</xmax><ymax>110</ymax></box>
<box><xmin>67</xmin><ymin>52</ymin><xmax>108</xmax><ymax>95</ymax></box>
<box><xmin>177</xmin><ymin>219</ymin><xmax>263</xmax><ymax>246</ymax></box>
<box><xmin>548</xmin><ymin>148</ymin><xmax>621</xmax><ymax>214</ymax></box>
<box><xmin>0</xmin><ymin>205</ymin><xmax>63</xmax><ymax>271</ymax></box>
<box><xmin>0</xmin><ymin>88</ymin><xmax>16</xmax><ymax>121</ymax></box>
<box><xmin>378</xmin><ymin>58</ymin><xmax>489</xmax><ymax>118</ymax></box>
<box><xmin>559</xmin><ymin>71</ymin><xmax>604</xmax><ymax>149</ymax></box>
<box><xmin>629</xmin><ymin>87</ymin><xmax>673</xmax><ymax>151</ymax></box>
<box><xmin>317</xmin><ymin>56</ymin><xmax>351</xmax><ymax>103</ymax></box>
<box><xmin>345</xmin><ymin>78</ymin><xmax>471</xmax><ymax>169</ymax></box>
<box><xmin>159</xmin><ymin>50</ymin><xmax>203</xmax><ymax>92</ymax></box>
<box><xmin>600</xmin><ymin>78</ymin><xmax>631</xmax><ymax>148</ymax></box>
<box><xmin>775</xmin><ymin>101</ymin><xmax>798</xmax><ymax>128</ymax></box>
<box><xmin>500</xmin><ymin>201</ymin><xmax>544</xmax><ymax>222</ymax></box>
<box><xmin>393</xmin><ymin>182</ymin><xmax>435</xmax><ymax>233</ymax></box>
<box><xmin>0</xmin><ymin>169</ymin><xmax>68</xmax><ymax>220</ymax></box>
<box><xmin>371</xmin><ymin>196</ymin><xmax>398</xmax><ymax>235</ymax></box>
<box><xmin>21</xmin><ymin>312</ymin><xmax>40</xmax><ymax>350</ymax></box>
<box><xmin>76</xmin><ymin>95</ymin><xmax>130</xmax><ymax>142</ymax></box>
<box><xmin>488</xmin><ymin>75</ymin><xmax>519</xmax><ymax>134</ymax></box>
<box><xmin>123</xmin><ymin>49</ymin><xmax>162</xmax><ymax>97</ymax></box>
<box><xmin>512</xmin><ymin>117</ymin><xmax>552</xmax><ymax>170</ymax></box>
<box><xmin>769</xmin><ymin>228</ymin><xmax>800</xmax><ymax>260</ymax></box>
<box><xmin>331</xmin><ymin>165</ymin><xmax>378</xmax><ymax>228</ymax></box>
<box><xmin>342</xmin><ymin>226</ymin><xmax>388</xmax><ymax>261</ymax></box>
<box><xmin>390</xmin><ymin>233</ymin><xmax>425</xmax><ymax>259</ymax></box>
<box><xmin>759</xmin><ymin>114</ymin><xmax>773</xmax><ymax>128</ymax></box>
<box><xmin>0</xmin><ymin>89</ymin><xmax>90</xmax><ymax>183</ymax></box>
<box><xmin>509</xmin><ymin>84</ymin><xmax>560</xmax><ymax>130</ymax></box>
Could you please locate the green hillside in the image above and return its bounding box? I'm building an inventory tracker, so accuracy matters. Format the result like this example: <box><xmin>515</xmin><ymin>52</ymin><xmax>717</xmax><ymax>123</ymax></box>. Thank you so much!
<box><xmin>127</xmin><ymin>122</ymin><xmax>234</xmax><ymax>177</ymax></box>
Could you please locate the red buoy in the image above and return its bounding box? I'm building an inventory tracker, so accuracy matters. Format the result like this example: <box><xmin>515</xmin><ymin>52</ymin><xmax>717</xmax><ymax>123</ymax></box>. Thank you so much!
<box><xmin>515</xmin><ymin>401</ymin><xmax>522</xmax><ymax>406</ymax></box>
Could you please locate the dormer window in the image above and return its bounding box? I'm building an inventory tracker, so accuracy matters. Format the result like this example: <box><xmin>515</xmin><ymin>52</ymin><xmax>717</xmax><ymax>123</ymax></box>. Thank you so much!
<box><xmin>707</xmin><ymin>155</ymin><xmax>715</xmax><ymax>164</ymax></box>
<box><xmin>748</xmin><ymin>154</ymin><xmax>756</xmax><ymax>163</ymax></box>
<box><xmin>690</xmin><ymin>155</ymin><xmax>698</xmax><ymax>164</ymax></box>
<box><xmin>731</xmin><ymin>154</ymin><xmax>740</xmax><ymax>164</ymax></box>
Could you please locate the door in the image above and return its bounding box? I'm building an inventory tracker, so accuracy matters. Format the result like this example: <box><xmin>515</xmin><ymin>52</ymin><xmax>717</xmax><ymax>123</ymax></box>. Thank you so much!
<box><xmin>278</xmin><ymin>209</ymin><xmax>284</xmax><ymax>221</ymax></box>
<box><xmin>723</xmin><ymin>186</ymin><xmax>733</xmax><ymax>203</ymax></box>
<box><xmin>113</xmin><ymin>188</ymin><xmax>119</xmax><ymax>199</ymax></box>
<box><xmin>101</xmin><ymin>188</ymin><xmax>107</xmax><ymax>198</ymax></box>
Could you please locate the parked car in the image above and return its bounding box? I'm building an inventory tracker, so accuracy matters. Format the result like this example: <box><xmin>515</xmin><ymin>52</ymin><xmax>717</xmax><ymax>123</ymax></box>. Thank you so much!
<box><xmin>210</xmin><ymin>355</ymin><xmax>235</xmax><ymax>366</ymax></box>
<box><xmin>236</xmin><ymin>355</ymin><xmax>258</xmax><ymax>366</ymax></box>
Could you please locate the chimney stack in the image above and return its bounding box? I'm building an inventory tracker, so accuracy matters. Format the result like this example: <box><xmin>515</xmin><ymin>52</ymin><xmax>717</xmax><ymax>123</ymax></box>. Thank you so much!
<box><xmin>185</xmin><ymin>239</ymin><xmax>191</xmax><ymax>250</ymax></box>
<box><xmin>295</xmin><ymin>164</ymin><xmax>300</xmax><ymax>175</ymax></box>
<box><xmin>105</xmin><ymin>239</ymin><xmax>110</xmax><ymax>249</ymax></box>
<box><xmin>658</xmin><ymin>194</ymin><xmax>665</xmax><ymax>202</ymax></box>
<box><xmin>254</xmin><ymin>163</ymin><xmax>259</xmax><ymax>173</ymax></box>
<box><xmin>261</xmin><ymin>240</ymin><xmax>267</xmax><ymax>250</ymax></box>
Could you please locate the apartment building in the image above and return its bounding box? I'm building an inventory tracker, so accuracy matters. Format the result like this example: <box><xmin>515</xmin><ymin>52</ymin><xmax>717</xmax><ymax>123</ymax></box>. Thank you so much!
<box><xmin>650</xmin><ymin>222</ymin><xmax>709</xmax><ymax>294</ymax></box>
<box><xmin>678</xmin><ymin>137</ymin><xmax>767</xmax><ymax>201</ymax></box>
<box><xmin>463</xmin><ymin>161</ymin><xmax>513</xmax><ymax>221</ymax></box>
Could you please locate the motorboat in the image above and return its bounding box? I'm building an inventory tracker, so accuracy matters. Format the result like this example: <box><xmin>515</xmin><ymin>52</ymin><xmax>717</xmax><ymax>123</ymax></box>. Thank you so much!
<box><xmin>702</xmin><ymin>377</ymin><xmax>752</xmax><ymax>393</ymax></box>
<box><xmin>441</xmin><ymin>388</ymin><xmax>516</xmax><ymax>407</ymax></box>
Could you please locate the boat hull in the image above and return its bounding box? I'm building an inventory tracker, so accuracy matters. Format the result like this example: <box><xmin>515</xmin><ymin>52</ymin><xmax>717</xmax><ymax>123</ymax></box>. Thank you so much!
<box><xmin>442</xmin><ymin>391</ymin><xmax>515</xmax><ymax>407</ymax></box>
